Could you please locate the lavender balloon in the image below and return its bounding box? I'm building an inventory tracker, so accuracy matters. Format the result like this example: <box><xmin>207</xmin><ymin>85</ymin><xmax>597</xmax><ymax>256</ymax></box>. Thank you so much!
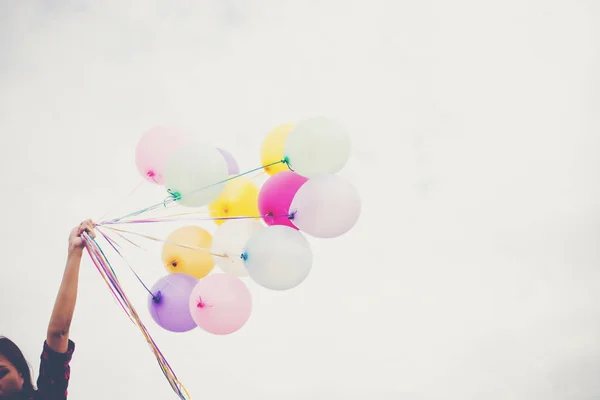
<box><xmin>148</xmin><ymin>273</ymin><xmax>198</xmax><ymax>332</ymax></box>
<box><xmin>217</xmin><ymin>148</ymin><xmax>240</xmax><ymax>175</ymax></box>
<box><xmin>290</xmin><ymin>174</ymin><xmax>361</xmax><ymax>238</ymax></box>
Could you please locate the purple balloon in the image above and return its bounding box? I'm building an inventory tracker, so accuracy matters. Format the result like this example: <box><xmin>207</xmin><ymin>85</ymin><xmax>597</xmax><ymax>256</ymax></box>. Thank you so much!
<box><xmin>217</xmin><ymin>148</ymin><xmax>240</xmax><ymax>175</ymax></box>
<box><xmin>148</xmin><ymin>273</ymin><xmax>198</xmax><ymax>332</ymax></box>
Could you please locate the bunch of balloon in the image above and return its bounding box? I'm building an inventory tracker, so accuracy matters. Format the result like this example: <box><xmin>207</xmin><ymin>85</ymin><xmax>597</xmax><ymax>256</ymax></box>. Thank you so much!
<box><xmin>135</xmin><ymin>126</ymin><xmax>252</xmax><ymax>336</ymax></box>
<box><xmin>129</xmin><ymin>117</ymin><xmax>360</xmax><ymax>334</ymax></box>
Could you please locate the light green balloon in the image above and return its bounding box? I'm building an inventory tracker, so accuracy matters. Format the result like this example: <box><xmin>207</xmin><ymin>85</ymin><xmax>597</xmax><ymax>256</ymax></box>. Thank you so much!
<box><xmin>243</xmin><ymin>225</ymin><xmax>312</xmax><ymax>291</ymax></box>
<box><xmin>284</xmin><ymin>116</ymin><xmax>351</xmax><ymax>178</ymax></box>
<box><xmin>164</xmin><ymin>142</ymin><xmax>229</xmax><ymax>207</ymax></box>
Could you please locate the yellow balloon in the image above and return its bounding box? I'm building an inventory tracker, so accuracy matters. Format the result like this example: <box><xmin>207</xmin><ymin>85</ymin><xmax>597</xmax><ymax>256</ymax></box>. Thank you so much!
<box><xmin>162</xmin><ymin>226</ymin><xmax>214</xmax><ymax>279</ymax></box>
<box><xmin>261</xmin><ymin>123</ymin><xmax>295</xmax><ymax>175</ymax></box>
<box><xmin>208</xmin><ymin>177</ymin><xmax>260</xmax><ymax>226</ymax></box>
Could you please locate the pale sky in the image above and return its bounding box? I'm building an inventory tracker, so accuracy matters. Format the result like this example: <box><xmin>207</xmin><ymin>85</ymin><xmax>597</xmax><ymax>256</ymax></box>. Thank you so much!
<box><xmin>1</xmin><ymin>1</ymin><xmax>599</xmax><ymax>399</ymax></box>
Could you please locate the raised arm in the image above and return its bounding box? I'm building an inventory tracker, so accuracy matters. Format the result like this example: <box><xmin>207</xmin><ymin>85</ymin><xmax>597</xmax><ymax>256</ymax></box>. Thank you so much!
<box><xmin>46</xmin><ymin>220</ymin><xmax>95</xmax><ymax>353</ymax></box>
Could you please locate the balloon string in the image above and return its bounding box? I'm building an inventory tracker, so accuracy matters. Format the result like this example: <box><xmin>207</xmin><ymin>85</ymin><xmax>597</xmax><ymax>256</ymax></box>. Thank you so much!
<box><xmin>168</xmin><ymin>158</ymin><xmax>289</xmax><ymax>200</ymax></box>
<box><xmin>97</xmin><ymin>228</ymin><xmax>155</xmax><ymax>298</ymax></box>
<box><xmin>108</xmin><ymin>229</ymin><xmax>147</xmax><ymax>250</ymax></box>
<box><xmin>84</xmin><ymin>236</ymin><xmax>134</xmax><ymax>323</ymax></box>
<box><xmin>101</xmin><ymin>229</ymin><xmax>186</xmax><ymax>298</ymax></box>
<box><xmin>248</xmin><ymin>171</ymin><xmax>267</xmax><ymax>180</ymax></box>
<box><xmin>119</xmin><ymin>172</ymin><xmax>265</xmax><ymax>221</ymax></box>
<box><xmin>138</xmin><ymin>210</ymin><xmax>210</xmax><ymax>219</ymax></box>
<box><xmin>144</xmin><ymin>171</ymin><xmax>267</xmax><ymax>216</ymax></box>
<box><xmin>99</xmin><ymin>213</ymin><xmax>293</xmax><ymax>226</ymax></box>
<box><xmin>100</xmin><ymin>225</ymin><xmax>229</xmax><ymax>258</ymax></box>
<box><xmin>98</xmin><ymin>229</ymin><xmax>192</xmax><ymax>298</ymax></box>
<box><xmin>82</xmin><ymin>232</ymin><xmax>190</xmax><ymax>399</ymax></box>
<box><xmin>96</xmin><ymin>178</ymin><xmax>145</xmax><ymax>222</ymax></box>
<box><xmin>101</xmin><ymin>229</ymin><xmax>194</xmax><ymax>297</ymax></box>
<box><xmin>103</xmin><ymin>158</ymin><xmax>290</xmax><ymax>224</ymax></box>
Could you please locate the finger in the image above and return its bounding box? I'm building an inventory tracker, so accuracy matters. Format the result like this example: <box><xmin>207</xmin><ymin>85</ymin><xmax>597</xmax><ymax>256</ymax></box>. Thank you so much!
<box><xmin>84</xmin><ymin>221</ymin><xmax>96</xmax><ymax>238</ymax></box>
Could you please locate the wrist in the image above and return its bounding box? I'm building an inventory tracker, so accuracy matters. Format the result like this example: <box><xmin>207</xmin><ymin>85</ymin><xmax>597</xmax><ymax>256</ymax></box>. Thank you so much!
<box><xmin>68</xmin><ymin>247</ymin><xmax>84</xmax><ymax>258</ymax></box>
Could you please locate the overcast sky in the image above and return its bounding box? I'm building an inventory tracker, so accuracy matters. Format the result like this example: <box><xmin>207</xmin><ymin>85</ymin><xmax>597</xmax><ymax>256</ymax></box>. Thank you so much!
<box><xmin>1</xmin><ymin>1</ymin><xmax>599</xmax><ymax>399</ymax></box>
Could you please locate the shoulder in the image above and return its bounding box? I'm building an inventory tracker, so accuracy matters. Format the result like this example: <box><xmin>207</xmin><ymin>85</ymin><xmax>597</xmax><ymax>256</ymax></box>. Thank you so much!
<box><xmin>36</xmin><ymin>339</ymin><xmax>75</xmax><ymax>399</ymax></box>
<box><xmin>41</xmin><ymin>339</ymin><xmax>75</xmax><ymax>362</ymax></box>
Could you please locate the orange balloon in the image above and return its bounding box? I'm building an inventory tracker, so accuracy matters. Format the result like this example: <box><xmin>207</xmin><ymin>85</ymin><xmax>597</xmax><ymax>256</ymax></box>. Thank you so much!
<box><xmin>162</xmin><ymin>226</ymin><xmax>214</xmax><ymax>279</ymax></box>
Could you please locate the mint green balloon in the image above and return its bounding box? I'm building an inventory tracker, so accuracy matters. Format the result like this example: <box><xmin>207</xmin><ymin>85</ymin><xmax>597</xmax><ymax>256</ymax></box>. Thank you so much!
<box><xmin>284</xmin><ymin>117</ymin><xmax>351</xmax><ymax>178</ymax></box>
<box><xmin>243</xmin><ymin>225</ymin><xmax>313</xmax><ymax>291</ymax></box>
<box><xmin>164</xmin><ymin>142</ymin><xmax>229</xmax><ymax>207</ymax></box>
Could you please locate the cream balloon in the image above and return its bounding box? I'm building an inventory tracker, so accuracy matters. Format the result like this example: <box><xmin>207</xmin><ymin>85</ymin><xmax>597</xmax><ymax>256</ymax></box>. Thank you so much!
<box><xmin>211</xmin><ymin>219</ymin><xmax>265</xmax><ymax>277</ymax></box>
<box><xmin>284</xmin><ymin>117</ymin><xmax>351</xmax><ymax>178</ymax></box>
<box><xmin>164</xmin><ymin>142</ymin><xmax>228</xmax><ymax>207</ymax></box>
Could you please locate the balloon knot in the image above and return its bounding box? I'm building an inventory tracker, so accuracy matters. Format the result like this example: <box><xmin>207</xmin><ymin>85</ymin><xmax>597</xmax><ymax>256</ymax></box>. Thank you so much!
<box><xmin>282</xmin><ymin>156</ymin><xmax>293</xmax><ymax>171</ymax></box>
<box><xmin>167</xmin><ymin>189</ymin><xmax>182</xmax><ymax>201</ymax></box>
<box><xmin>264</xmin><ymin>211</ymin><xmax>274</xmax><ymax>224</ymax></box>
<box><xmin>152</xmin><ymin>291</ymin><xmax>162</xmax><ymax>304</ymax></box>
<box><xmin>196</xmin><ymin>296</ymin><xmax>212</xmax><ymax>308</ymax></box>
<box><xmin>163</xmin><ymin>190</ymin><xmax>181</xmax><ymax>207</ymax></box>
<box><xmin>196</xmin><ymin>296</ymin><xmax>205</xmax><ymax>308</ymax></box>
<box><xmin>240</xmin><ymin>252</ymin><xmax>248</xmax><ymax>261</ymax></box>
<box><xmin>147</xmin><ymin>171</ymin><xmax>160</xmax><ymax>183</ymax></box>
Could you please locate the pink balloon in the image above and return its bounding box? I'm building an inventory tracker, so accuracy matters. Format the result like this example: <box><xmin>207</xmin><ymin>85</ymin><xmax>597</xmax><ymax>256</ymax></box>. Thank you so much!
<box><xmin>135</xmin><ymin>126</ymin><xmax>192</xmax><ymax>185</ymax></box>
<box><xmin>188</xmin><ymin>274</ymin><xmax>252</xmax><ymax>335</ymax></box>
<box><xmin>258</xmin><ymin>171</ymin><xmax>308</xmax><ymax>229</ymax></box>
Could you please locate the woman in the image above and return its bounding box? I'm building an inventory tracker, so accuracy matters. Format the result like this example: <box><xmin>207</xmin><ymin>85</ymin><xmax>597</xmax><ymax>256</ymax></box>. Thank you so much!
<box><xmin>0</xmin><ymin>220</ymin><xmax>95</xmax><ymax>399</ymax></box>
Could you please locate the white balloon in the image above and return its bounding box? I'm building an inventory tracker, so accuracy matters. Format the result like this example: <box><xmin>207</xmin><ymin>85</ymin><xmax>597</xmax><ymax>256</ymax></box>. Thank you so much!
<box><xmin>243</xmin><ymin>225</ymin><xmax>312</xmax><ymax>290</ymax></box>
<box><xmin>164</xmin><ymin>142</ymin><xmax>228</xmax><ymax>207</ymax></box>
<box><xmin>284</xmin><ymin>117</ymin><xmax>351</xmax><ymax>178</ymax></box>
<box><xmin>211</xmin><ymin>219</ymin><xmax>265</xmax><ymax>277</ymax></box>
<box><xmin>290</xmin><ymin>175</ymin><xmax>361</xmax><ymax>238</ymax></box>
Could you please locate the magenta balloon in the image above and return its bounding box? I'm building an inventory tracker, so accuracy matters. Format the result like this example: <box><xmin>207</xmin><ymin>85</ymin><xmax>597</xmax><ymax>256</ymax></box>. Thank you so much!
<box><xmin>135</xmin><ymin>126</ymin><xmax>191</xmax><ymax>185</ymax></box>
<box><xmin>148</xmin><ymin>273</ymin><xmax>198</xmax><ymax>332</ymax></box>
<box><xmin>258</xmin><ymin>171</ymin><xmax>308</xmax><ymax>229</ymax></box>
<box><xmin>217</xmin><ymin>148</ymin><xmax>240</xmax><ymax>175</ymax></box>
<box><xmin>188</xmin><ymin>274</ymin><xmax>252</xmax><ymax>335</ymax></box>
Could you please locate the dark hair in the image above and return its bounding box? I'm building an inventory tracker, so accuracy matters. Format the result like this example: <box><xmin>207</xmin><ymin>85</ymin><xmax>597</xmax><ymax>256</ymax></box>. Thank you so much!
<box><xmin>0</xmin><ymin>337</ymin><xmax>35</xmax><ymax>394</ymax></box>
